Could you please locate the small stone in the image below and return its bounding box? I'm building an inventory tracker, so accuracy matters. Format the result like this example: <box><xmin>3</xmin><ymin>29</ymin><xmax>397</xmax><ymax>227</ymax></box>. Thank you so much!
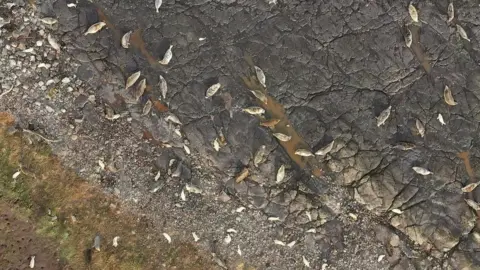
<box><xmin>38</xmin><ymin>81</ymin><xmax>44</xmax><ymax>87</ymax></box>
<box><xmin>74</xmin><ymin>94</ymin><xmax>89</xmax><ymax>108</ymax></box>
<box><xmin>218</xmin><ymin>191</ymin><xmax>231</xmax><ymax>202</ymax></box>
<box><xmin>46</xmin><ymin>79</ymin><xmax>55</xmax><ymax>86</ymax></box>
<box><xmin>389</xmin><ymin>235</ymin><xmax>400</xmax><ymax>247</ymax></box>
<box><xmin>348</xmin><ymin>213</ymin><xmax>358</xmax><ymax>221</ymax></box>
<box><xmin>46</xmin><ymin>106</ymin><xmax>54</xmax><ymax>113</ymax></box>
<box><xmin>71</xmin><ymin>135</ymin><xmax>78</xmax><ymax>141</ymax></box>
<box><xmin>36</xmin><ymin>40</ymin><xmax>43</xmax><ymax>46</ymax></box>
<box><xmin>62</xmin><ymin>77</ymin><xmax>71</xmax><ymax>84</ymax></box>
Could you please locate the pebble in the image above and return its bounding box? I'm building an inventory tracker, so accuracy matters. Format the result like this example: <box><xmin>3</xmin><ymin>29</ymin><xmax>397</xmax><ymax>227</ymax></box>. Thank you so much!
<box><xmin>38</xmin><ymin>81</ymin><xmax>44</xmax><ymax>87</ymax></box>
<box><xmin>74</xmin><ymin>93</ymin><xmax>92</xmax><ymax>109</ymax></box>
<box><xmin>23</xmin><ymin>48</ymin><xmax>35</xmax><ymax>54</ymax></box>
<box><xmin>46</xmin><ymin>79</ymin><xmax>55</xmax><ymax>86</ymax></box>
<box><xmin>71</xmin><ymin>135</ymin><xmax>78</xmax><ymax>141</ymax></box>
<box><xmin>389</xmin><ymin>235</ymin><xmax>400</xmax><ymax>247</ymax></box>
<box><xmin>36</xmin><ymin>40</ymin><xmax>43</xmax><ymax>46</ymax></box>
<box><xmin>218</xmin><ymin>192</ymin><xmax>231</xmax><ymax>202</ymax></box>
<box><xmin>38</xmin><ymin>63</ymin><xmax>49</xmax><ymax>69</ymax></box>
<box><xmin>46</xmin><ymin>105</ymin><xmax>54</xmax><ymax>113</ymax></box>
<box><xmin>62</xmin><ymin>77</ymin><xmax>71</xmax><ymax>84</ymax></box>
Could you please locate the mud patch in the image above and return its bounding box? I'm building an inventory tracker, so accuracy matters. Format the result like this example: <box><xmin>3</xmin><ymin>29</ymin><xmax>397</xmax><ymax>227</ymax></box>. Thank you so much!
<box><xmin>0</xmin><ymin>204</ymin><xmax>62</xmax><ymax>269</ymax></box>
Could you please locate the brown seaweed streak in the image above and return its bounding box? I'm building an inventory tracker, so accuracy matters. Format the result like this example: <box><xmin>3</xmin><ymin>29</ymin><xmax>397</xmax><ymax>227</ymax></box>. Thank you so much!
<box><xmin>458</xmin><ymin>151</ymin><xmax>475</xmax><ymax>182</ymax></box>
<box><xmin>242</xmin><ymin>58</ymin><xmax>324</xmax><ymax>179</ymax></box>
<box><xmin>458</xmin><ymin>151</ymin><xmax>480</xmax><ymax>220</ymax></box>
<box><xmin>96</xmin><ymin>9</ymin><xmax>159</xmax><ymax>67</ymax></box>
<box><xmin>408</xmin><ymin>25</ymin><xmax>432</xmax><ymax>74</ymax></box>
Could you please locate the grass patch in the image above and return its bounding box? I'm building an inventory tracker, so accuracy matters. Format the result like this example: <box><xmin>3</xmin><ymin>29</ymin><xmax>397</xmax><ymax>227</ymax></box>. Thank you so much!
<box><xmin>0</xmin><ymin>146</ymin><xmax>31</xmax><ymax>208</ymax></box>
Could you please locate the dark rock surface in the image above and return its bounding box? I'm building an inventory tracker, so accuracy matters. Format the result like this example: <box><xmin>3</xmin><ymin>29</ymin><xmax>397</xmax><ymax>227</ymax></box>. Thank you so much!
<box><xmin>2</xmin><ymin>0</ymin><xmax>480</xmax><ymax>268</ymax></box>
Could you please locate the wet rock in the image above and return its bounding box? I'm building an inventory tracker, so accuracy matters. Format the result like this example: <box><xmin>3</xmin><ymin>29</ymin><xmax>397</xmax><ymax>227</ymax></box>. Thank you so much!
<box><xmin>154</xmin><ymin>152</ymin><xmax>171</xmax><ymax>171</ymax></box>
<box><xmin>74</xmin><ymin>94</ymin><xmax>89</xmax><ymax>108</ymax></box>
<box><xmin>76</xmin><ymin>64</ymin><xmax>94</xmax><ymax>81</ymax></box>
<box><xmin>264</xmin><ymin>202</ymin><xmax>288</xmax><ymax>220</ymax></box>
<box><xmin>232</xmin><ymin>179</ymin><xmax>248</xmax><ymax>195</ymax></box>
<box><xmin>249</xmin><ymin>196</ymin><xmax>268</xmax><ymax>209</ymax></box>
<box><xmin>246</xmin><ymin>182</ymin><xmax>268</xmax><ymax>208</ymax></box>
<box><xmin>289</xmin><ymin>194</ymin><xmax>310</xmax><ymax>213</ymax></box>
<box><xmin>270</xmin><ymin>190</ymin><xmax>297</xmax><ymax>206</ymax></box>
<box><xmin>177</xmin><ymin>162</ymin><xmax>191</xmax><ymax>180</ymax></box>
<box><xmin>247</xmin><ymin>183</ymin><xmax>267</xmax><ymax>198</ymax></box>
<box><xmin>390</xmin><ymin>190</ymin><xmax>475</xmax><ymax>256</ymax></box>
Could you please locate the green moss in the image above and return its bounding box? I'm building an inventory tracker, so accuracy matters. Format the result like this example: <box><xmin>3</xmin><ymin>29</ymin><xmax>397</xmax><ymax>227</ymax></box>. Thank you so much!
<box><xmin>0</xmin><ymin>145</ymin><xmax>32</xmax><ymax>208</ymax></box>
<box><xmin>36</xmin><ymin>215</ymin><xmax>62</xmax><ymax>238</ymax></box>
<box><xmin>0</xmin><ymin>146</ymin><xmax>15</xmax><ymax>184</ymax></box>
<box><xmin>119</xmin><ymin>258</ymin><xmax>144</xmax><ymax>270</ymax></box>
<box><xmin>59</xmin><ymin>244</ymin><xmax>76</xmax><ymax>262</ymax></box>
<box><xmin>35</xmin><ymin>142</ymin><xmax>53</xmax><ymax>156</ymax></box>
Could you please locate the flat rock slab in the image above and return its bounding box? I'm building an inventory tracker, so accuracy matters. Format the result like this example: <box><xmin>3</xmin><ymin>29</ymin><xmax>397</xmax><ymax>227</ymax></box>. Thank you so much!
<box><xmin>2</xmin><ymin>0</ymin><xmax>480</xmax><ymax>268</ymax></box>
